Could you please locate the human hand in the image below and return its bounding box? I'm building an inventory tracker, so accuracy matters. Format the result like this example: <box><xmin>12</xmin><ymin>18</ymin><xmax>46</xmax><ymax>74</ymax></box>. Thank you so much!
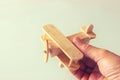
<box><xmin>71</xmin><ymin>37</ymin><xmax>120</xmax><ymax>80</ymax></box>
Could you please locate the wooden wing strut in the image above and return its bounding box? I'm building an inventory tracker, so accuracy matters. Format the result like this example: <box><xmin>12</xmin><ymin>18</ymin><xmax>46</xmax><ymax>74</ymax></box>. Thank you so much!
<box><xmin>41</xmin><ymin>24</ymin><xmax>96</xmax><ymax>71</ymax></box>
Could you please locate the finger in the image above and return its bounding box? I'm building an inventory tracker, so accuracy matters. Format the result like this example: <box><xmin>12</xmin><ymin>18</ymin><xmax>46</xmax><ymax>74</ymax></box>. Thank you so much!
<box><xmin>81</xmin><ymin>73</ymin><xmax>89</xmax><ymax>80</ymax></box>
<box><xmin>90</xmin><ymin>66</ymin><xmax>105</xmax><ymax>80</ymax></box>
<box><xmin>73</xmin><ymin>37</ymin><xmax>116</xmax><ymax>63</ymax></box>
<box><xmin>71</xmin><ymin>69</ymin><xmax>84</xmax><ymax>79</ymax></box>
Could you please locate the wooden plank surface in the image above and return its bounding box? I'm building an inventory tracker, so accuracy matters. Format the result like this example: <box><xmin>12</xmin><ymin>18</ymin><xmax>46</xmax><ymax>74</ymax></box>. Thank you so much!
<box><xmin>43</xmin><ymin>24</ymin><xmax>83</xmax><ymax>61</ymax></box>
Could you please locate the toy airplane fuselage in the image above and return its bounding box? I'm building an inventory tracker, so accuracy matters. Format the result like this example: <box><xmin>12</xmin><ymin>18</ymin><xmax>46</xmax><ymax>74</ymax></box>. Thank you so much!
<box><xmin>41</xmin><ymin>24</ymin><xmax>96</xmax><ymax>71</ymax></box>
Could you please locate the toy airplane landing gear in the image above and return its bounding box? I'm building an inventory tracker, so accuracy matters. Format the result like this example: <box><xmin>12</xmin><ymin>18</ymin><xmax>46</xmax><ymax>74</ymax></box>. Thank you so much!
<box><xmin>41</xmin><ymin>24</ymin><xmax>96</xmax><ymax>71</ymax></box>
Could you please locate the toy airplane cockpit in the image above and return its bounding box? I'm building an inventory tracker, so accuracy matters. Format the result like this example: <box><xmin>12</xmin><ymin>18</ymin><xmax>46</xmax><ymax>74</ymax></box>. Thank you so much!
<box><xmin>41</xmin><ymin>24</ymin><xmax>96</xmax><ymax>71</ymax></box>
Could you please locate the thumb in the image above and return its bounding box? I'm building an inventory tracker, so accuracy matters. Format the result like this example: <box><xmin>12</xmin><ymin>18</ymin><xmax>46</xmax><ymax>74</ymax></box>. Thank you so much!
<box><xmin>73</xmin><ymin>37</ymin><xmax>118</xmax><ymax>63</ymax></box>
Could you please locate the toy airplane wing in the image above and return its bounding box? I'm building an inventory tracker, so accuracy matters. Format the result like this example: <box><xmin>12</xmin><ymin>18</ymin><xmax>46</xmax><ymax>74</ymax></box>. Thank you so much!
<box><xmin>41</xmin><ymin>24</ymin><xmax>96</xmax><ymax>71</ymax></box>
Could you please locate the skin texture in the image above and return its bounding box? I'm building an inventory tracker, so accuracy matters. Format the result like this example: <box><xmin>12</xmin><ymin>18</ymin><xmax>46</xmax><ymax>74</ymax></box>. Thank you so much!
<box><xmin>71</xmin><ymin>37</ymin><xmax>120</xmax><ymax>80</ymax></box>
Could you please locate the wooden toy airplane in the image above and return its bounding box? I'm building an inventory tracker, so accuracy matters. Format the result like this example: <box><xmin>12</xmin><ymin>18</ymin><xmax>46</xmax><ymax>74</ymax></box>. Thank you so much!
<box><xmin>41</xmin><ymin>24</ymin><xmax>96</xmax><ymax>71</ymax></box>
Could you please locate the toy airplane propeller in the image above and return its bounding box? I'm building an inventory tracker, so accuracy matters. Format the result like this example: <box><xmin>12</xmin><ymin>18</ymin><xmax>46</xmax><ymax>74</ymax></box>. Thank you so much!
<box><xmin>41</xmin><ymin>24</ymin><xmax>96</xmax><ymax>71</ymax></box>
